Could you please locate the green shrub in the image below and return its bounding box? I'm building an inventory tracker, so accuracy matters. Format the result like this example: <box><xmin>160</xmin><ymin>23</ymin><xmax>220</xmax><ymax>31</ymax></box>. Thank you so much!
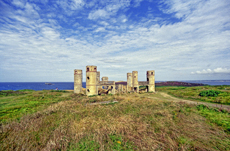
<box><xmin>199</xmin><ymin>90</ymin><xmax>222</xmax><ymax>97</ymax></box>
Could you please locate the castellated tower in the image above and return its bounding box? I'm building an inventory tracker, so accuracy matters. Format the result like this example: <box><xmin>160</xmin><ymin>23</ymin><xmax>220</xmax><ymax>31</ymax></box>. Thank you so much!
<box><xmin>132</xmin><ymin>71</ymin><xmax>139</xmax><ymax>93</ymax></box>
<box><xmin>86</xmin><ymin>65</ymin><xmax>98</xmax><ymax>96</ymax></box>
<box><xmin>147</xmin><ymin>70</ymin><xmax>155</xmax><ymax>92</ymax></box>
<box><xmin>74</xmin><ymin>69</ymin><xmax>82</xmax><ymax>93</ymax></box>
<box><xmin>127</xmin><ymin>73</ymin><xmax>133</xmax><ymax>92</ymax></box>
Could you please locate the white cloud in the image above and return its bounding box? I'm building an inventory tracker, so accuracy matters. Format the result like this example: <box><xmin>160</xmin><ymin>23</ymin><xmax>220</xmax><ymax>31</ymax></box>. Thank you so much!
<box><xmin>122</xmin><ymin>18</ymin><xmax>127</xmax><ymax>22</ymax></box>
<box><xmin>133</xmin><ymin>0</ymin><xmax>143</xmax><ymax>7</ymax></box>
<box><xmin>94</xmin><ymin>27</ymin><xmax>106</xmax><ymax>32</ymax></box>
<box><xmin>213</xmin><ymin>68</ymin><xmax>230</xmax><ymax>74</ymax></box>
<box><xmin>71</xmin><ymin>0</ymin><xmax>85</xmax><ymax>10</ymax></box>
<box><xmin>42</xmin><ymin>27</ymin><xmax>60</xmax><ymax>39</ymax></box>
<box><xmin>55</xmin><ymin>0</ymin><xmax>85</xmax><ymax>16</ymax></box>
<box><xmin>88</xmin><ymin>9</ymin><xmax>109</xmax><ymax>20</ymax></box>
<box><xmin>191</xmin><ymin>68</ymin><xmax>230</xmax><ymax>74</ymax></box>
<box><xmin>88</xmin><ymin>0</ymin><xmax>131</xmax><ymax>20</ymax></box>
<box><xmin>12</xmin><ymin>0</ymin><xmax>26</xmax><ymax>8</ymax></box>
<box><xmin>1</xmin><ymin>0</ymin><xmax>230</xmax><ymax>82</ymax></box>
<box><xmin>160</xmin><ymin>0</ymin><xmax>204</xmax><ymax>19</ymax></box>
<box><xmin>99</xmin><ymin>21</ymin><xmax>109</xmax><ymax>26</ymax></box>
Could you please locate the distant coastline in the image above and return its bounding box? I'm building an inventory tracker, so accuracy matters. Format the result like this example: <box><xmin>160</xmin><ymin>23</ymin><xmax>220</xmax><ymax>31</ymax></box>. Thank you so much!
<box><xmin>156</xmin><ymin>81</ymin><xmax>206</xmax><ymax>87</ymax></box>
<box><xmin>0</xmin><ymin>80</ymin><xmax>230</xmax><ymax>91</ymax></box>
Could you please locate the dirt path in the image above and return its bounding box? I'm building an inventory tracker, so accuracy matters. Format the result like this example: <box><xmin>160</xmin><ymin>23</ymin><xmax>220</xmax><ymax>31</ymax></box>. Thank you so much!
<box><xmin>152</xmin><ymin>92</ymin><xmax>230</xmax><ymax>111</ymax></box>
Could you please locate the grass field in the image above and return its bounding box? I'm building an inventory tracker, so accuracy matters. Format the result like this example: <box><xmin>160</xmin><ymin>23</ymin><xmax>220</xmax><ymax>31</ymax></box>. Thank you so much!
<box><xmin>156</xmin><ymin>85</ymin><xmax>230</xmax><ymax>105</ymax></box>
<box><xmin>0</xmin><ymin>90</ymin><xmax>71</xmax><ymax>123</ymax></box>
<box><xmin>0</xmin><ymin>88</ymin><xmax>230</xmax><ymax>150</ymax></box>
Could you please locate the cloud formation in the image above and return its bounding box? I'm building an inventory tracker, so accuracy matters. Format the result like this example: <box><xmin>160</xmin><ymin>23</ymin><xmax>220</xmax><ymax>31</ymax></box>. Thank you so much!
<box><xmin>0</xmin><ymin>0</ymin><xmax>230</xmax><ymax>82</ymax></box>
<box><xmin>191</xmin><ymin>68</ymin><xmax>230</xmax><ymax>74</ymax></box>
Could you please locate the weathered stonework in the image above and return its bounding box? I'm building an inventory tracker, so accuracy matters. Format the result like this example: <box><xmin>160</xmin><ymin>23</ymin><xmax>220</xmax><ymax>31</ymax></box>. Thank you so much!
<box><xmin>147</xmin><ymin>70</ymin><xmax>155</xmax><ymax>92</ymax></box>
<box><xmin>132</xmin><ymin>71</ymin><xmax>139</xmax><ymax>93</ymax></box>
<box><xmin>74</xmin><ymin>65</ymin><xmax>155</xmax><ymax>96</ymax></box>
<box><xmin>74</xmin><ymin>69</ymin><xmax>82</xmax><ymax>93</ymax></box>
<box><xmin>86</xmin><ymin>65</ymin><xmax>98</xmax><ymax>96</ymax></box>
<box><xmin>127</xmin><ymin>73</ymin><xmax>133</xmax><ymax>92</ymax></box>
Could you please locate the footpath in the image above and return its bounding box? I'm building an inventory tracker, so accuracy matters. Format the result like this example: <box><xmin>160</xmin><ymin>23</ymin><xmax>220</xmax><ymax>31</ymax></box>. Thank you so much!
<box><xmin>151</xmin><ymin>92</ymin><xmax>230</xmax><ymax>112</ymax></box>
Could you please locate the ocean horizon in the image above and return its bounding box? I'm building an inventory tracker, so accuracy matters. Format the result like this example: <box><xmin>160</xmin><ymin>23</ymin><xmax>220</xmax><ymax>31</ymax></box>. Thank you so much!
<box><xmin>0</xmin><ymin>80</ymin><xmax>230</xmax><ymax>91</ymax></box>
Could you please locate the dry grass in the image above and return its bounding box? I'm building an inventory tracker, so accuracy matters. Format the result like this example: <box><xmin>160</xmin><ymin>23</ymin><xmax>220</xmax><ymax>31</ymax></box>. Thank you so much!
<box><xmin>0</xmin><ymin>92</ymin><xmax>230</xmax><ymax>150</ymax></box>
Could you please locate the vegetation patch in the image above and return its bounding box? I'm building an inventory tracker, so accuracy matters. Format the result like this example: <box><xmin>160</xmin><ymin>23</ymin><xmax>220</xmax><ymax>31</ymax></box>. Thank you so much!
<box><xmin>196</xmin><ymin>104</ymin><xmax>230</xmax><ymax>133</ymax></box>
<box><xmin>0</xmin><ymin>90</ymin><xmax>25</xmax><ymax>97</ymax></box>
<box><xmin>199</xmin><ymin>90</ymin><xmax>222</xmax><ymax>97</ymax></box>
<box><xmin>0</xmin><ymin>90</ymin><xmax>72</xmax><ymax>123</ymax></box>
<box><xmin>157</xmin><ymin>85</ymin><xmax>230</xmax><ymax>105</ymax></box>
<box><xmin>50</xmin><ymin>90</ymin><xmax>67</xmax><ymax>93</ymax></box>
<box><xmin>0</xmin><ymin>90</ymin><xmax>230</xmax><ymax>150</ymax></box>
<box><xmin>68</xmin><ymin>136</ymin><xmax>100</xmax><ymax>151</ymax></box>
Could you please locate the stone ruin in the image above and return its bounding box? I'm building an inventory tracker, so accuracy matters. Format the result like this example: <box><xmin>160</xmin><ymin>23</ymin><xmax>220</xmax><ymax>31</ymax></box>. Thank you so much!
<box><xmin>74</xmin><ymin>65</ymin><xmax>155</xmax><ymax>96</ymax></box>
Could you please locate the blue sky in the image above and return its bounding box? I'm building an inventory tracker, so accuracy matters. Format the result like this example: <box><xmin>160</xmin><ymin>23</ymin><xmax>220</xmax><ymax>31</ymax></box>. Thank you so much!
<box><xmin>0</xmin><ymin>0</ymin><xmax>230</xmax><ymax>82</ymax></box>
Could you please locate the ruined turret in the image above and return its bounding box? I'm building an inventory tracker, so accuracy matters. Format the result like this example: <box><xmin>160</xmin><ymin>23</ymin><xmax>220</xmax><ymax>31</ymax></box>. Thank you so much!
<box><xmin>86</xmin><ymin>65</ymin><xmax>98</xmax><ymax>96</ymax></box>
<box><xmin>127</xmin><ymin>73</ymin><xmax>133</xmax><ymax>92</ymax></box>
<box><xmin>147</xmin><ymin>70</ymin><xmax>155</xmax><ymax>92</ymax></box>
<box><xmin>132</xmin><ymin>71</ymin><xmax>139</xmax><ymax>93</ymax></box>
<box><xmin>74</xmin><ymin>69</ymin><xmax>82</xmax><ymax>93</ymax></box>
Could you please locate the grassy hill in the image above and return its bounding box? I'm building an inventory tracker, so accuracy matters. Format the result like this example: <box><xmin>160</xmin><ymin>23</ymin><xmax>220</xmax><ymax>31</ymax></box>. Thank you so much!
<box><xmin>0</xmin><ymin>88</ymin><xmax>230</xmax><ymax>150</ymax></box>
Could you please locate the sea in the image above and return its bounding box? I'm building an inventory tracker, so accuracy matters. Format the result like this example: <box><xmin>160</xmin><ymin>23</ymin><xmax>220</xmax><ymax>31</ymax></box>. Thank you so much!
<box><xmin>0</xmin><ymin>80</ymin><xmax>230</xmax><ymax>91</ymax></box>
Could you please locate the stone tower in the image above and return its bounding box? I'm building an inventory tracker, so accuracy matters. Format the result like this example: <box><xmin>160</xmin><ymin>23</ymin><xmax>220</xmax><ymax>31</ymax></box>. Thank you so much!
<box><xmin>86</xmin><ymin>65</ymin><xmax>98</xmax><ymax>96</ymax></box>
<box><xmin>127</xmin><ymin>73</ymin><xmax>133</xmax><ymax>92</ymax></box>
<box><xmin>132</xmin><ymin>71</ymin><xmax>139</xmax><ymax>92</ymax></box>
<box><xmin>74</xmin><ymin>69</ymin><xmax>82</xmax><ymax>93</ymax></box>
<box><xmin>147</xmin><ymin>70</ymin><xmax>155</xmax><ymax>92</ymax></box>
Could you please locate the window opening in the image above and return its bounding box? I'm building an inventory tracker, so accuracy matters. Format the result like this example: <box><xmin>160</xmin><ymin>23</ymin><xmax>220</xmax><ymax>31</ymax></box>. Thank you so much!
<box><xmin>87</xmin><ymin>68</ymin><xmax>89</xmax><ymax>71</ymax></box>
<box><xmin>87</xmin><ymin>77</ymin><xmax>90</xmax><ymax>80</ymax></box>
<box><xmin>134</xmin><ymin>87</ymin><xmax>137</xmax><ymax>92</ymax></box>
<box><xmin>87</xmin><ymin>89</ymin><xmax>90</xmax><ymax>92</ymax></box>
<box><xmin>151</xmin><ymin>72</ymin><xmax>153</xmax><ymax>75</ymax></box>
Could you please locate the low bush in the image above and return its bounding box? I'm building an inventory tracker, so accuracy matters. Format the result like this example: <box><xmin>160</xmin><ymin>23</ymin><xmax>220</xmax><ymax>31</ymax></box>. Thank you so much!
<box><xmin>199</xmin><ymin>90</ymin><xmax>222</xmax><ymax>97</ymax></box>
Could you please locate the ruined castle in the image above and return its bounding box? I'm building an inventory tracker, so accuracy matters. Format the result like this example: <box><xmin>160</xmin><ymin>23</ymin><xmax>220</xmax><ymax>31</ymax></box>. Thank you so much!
<box><xmin>74</xmin><ymin>65</ymin><xmax>155</xmax><ymax>96</ymax></box>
